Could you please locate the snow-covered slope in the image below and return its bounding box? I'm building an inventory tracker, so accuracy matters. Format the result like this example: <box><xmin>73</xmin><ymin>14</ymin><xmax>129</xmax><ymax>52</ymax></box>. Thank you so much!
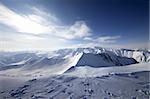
<box><xmin>0</xmin><ymin>53</ymin><xmax>83</xmax><ymax>77</ymax></box>
<box><xmin>111</xmin><ymin>49</ymin><xmax>150</xmax><ymax>62</ymax></box>
<box><xmin>0</xmin><ymin>47</ymin><xmax>149</xmax><ymax>76</ymax></box>
<box><xmin>0</xmin><ymin>47</ymin><xmax>149</xmax><ymax>99</ymax></box>
<box><xmin>49</xmin><ymin>47</ymin><xmax>150</xmax><ymax>63</ymax></box>
<box><xmin>1</xmin><ymin>71</ymin><xmax>149</xmax><ymax>99</ymax></box>
<box><xmin>65</xmin><ymin>62</ymin><xmax>150</xmax><ymax>77</ymax></box>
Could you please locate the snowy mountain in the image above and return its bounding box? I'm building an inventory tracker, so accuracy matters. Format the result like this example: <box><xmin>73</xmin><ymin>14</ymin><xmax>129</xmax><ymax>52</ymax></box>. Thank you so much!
<box><xmin>0</xmin><ymin>62</ymin><xmax>149</xmax><ymax>99</ymax></box>
<box><xmin>65</xmin><ymin>62</ymin><xmax>150</xmax><ymax>77</ymax></box>
<box><xmin>0</xmin><ymin>47</ymin><xmax>150</xmax><ymax>99</ymax></box>
<box><xmin>0</xmin><ymin>47</ymin><xmax>149</xmax><ymax>76</ymax></box>
<box><xmin>76</xmin><ymin>53</ymin><xmax>137</xmax><ymax>67</ymax></box>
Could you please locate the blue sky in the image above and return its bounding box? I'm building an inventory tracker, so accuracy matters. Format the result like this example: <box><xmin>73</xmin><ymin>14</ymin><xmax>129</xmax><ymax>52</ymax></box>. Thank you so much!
<box><xmin>0</xmin><ymin>0</ymin><xmax>149</xmax><ymax>51</ymax></box>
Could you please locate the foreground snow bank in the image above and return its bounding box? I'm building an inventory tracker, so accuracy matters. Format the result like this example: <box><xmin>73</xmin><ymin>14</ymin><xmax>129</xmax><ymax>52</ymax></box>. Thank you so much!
<box><xmin>65</xmin><ymin>62</ymin><xmax>150</xmax><ymax>77</ymax></box>
<box><xmin>0</xmin><ymin>71</ymin><xmax>149</xmax><ymax>99</ymax></box>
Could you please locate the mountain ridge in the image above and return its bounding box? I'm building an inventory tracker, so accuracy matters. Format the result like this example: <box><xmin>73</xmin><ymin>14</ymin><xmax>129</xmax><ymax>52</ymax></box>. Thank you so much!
<box><xmin>0</xmin><ymin>47</ymin><xmax>149</xmax><ymax>76</ymax></box>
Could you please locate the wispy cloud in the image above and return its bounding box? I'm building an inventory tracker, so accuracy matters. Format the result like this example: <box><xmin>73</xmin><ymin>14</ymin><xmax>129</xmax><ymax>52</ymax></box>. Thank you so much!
<box><xmin>0</xmin><ymin>3</ymin><xmax>91</xmax><ymax>40</ymax></box>
<box><xmin>31</xmin><ymin>7</ymin><xmax>59</xmax><ymax>25</ymax></box>
<box><xmin>3</xmin><ymin>3</ymin><xmax>144</xmax><ymax>51</ymax></box>
<box><xmin>56</xmin><ymin>21</ymin><xmax>92</xmax><ymax>39</ymax></box>
<box><xmin>0</xmin><ymin>3</ymin><xmax>51</xmax><ymax>34</ymax></box>
<box><xmin>71</xmin><ymin>35</ymin><xmax>121</xmax><ymax>49</ymax></box>
<box><xmin>84</xmin><ymin>36</ymin><xmax>121</xmax><ymax>43</ymax></box>
<box><xmin>0</xmin><ymin>3</ymin><xmax>93</xmax><ymax>51</ymax></box>
<box><xmin>94</xmin><ymin>36</ymin><xmax>121</xmax><ymax>43</ymax></box>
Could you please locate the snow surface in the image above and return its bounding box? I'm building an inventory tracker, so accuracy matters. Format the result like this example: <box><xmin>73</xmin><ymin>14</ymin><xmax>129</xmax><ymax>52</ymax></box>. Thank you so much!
<box><xmin>65</xmin><ymin>62</ymin><xmax>150</xmax><ymax>77</ymax></box>
<box><xmin>0</xmin><ymin>71</ymin><xmax>149</xmax><ymax>99</ymax></box>
<box><xmin>0</xmin><ymin>53</ymin><xmax>83</xmax><ymax>77</ymax></box>
<box><xmin>0</xmin><ymin>47</ymin><xmax>149</xmax><ymax>76</ymax></box>
<box><xmin>0</xmin><ymin>47</ymin><xmax>149</xmax><ymax>99</ymax></box>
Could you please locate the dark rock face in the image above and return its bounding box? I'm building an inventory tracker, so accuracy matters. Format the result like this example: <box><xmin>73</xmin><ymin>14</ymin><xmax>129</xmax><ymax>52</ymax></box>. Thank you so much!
<box><xmin>76</xmin><ymin>53</ymin><xmax>138</xmax><ymax>67</ymax></box>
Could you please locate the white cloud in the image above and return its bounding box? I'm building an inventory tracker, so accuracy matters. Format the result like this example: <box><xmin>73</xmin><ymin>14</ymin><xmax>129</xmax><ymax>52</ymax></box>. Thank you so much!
<box><xmin>67</xmin><ymin>41</ymin><xmax>149</xmax><ymax>50</ymax></box>
<box><xmin>56</xmin><ymin>21</ymin><xmax>92</xmax><ymax>39</ymax></box>
<box><xmin>2</xmin><ymin>3</ymin><xmax>141</xmax><ymax>51</ymax></box>
<box><xmin>83</xmin><ymin>36</ymin><xmax>121</xmax><ymax>43</ymax></box>
<box><xmin>0</xmin><ymin>3</ymin><xmax>91</xmax><ymax>40</ymax></box>
<box><xmin>0</xmin><ymin>3</ymin><xmax>51</xmax><ymax>34</ymax></box>
<box><xmin>31</xmin><ymin>7</ymin><xmax>59</xmax><ymax>24</ymax></box>
<box><xmin>64</xmin><ymin>35</ymin><xmax>122</xmax><ymax>49</ymax></box>
<box><xmin>0</xmin><ymin>32</ymin><xmax>68</xmax><ymax>51</ymax></box>
<box><xmin>95</xmin><ymin>36</ymin><xmax>121</xmax><ymax>43</ymax></box>
<box><xmin>83</xmin><ymin>37</ymin><xmax>93</xmax><ymax>41</ymax></box>
<box><xmin>69</xmin><ymin>21</ymin><xmax>91</xmax><ymax>38</ymax></box>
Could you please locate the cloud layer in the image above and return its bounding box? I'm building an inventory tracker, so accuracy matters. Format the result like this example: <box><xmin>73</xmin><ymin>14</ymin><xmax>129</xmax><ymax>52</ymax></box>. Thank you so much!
<box><xmin>84</xmin><ymin>36</ymin><xmax>121</xmax><ymax>43</ymax></box>
<box><xmin>0</xmin><ymin>3</ymin><xmax>92</xmax><ymax>40</ymax></box>
<box><xmin>0</xmin><ymin>2</ymin><xmax>134</xmax><ymax>51</ymax></box>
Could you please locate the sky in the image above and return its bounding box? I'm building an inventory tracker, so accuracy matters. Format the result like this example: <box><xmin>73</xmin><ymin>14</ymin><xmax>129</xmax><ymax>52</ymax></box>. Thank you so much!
<box><xmin>0</xmin><ymin>0</ymin><xmax>149</xmax><ymax>51</ymax></box>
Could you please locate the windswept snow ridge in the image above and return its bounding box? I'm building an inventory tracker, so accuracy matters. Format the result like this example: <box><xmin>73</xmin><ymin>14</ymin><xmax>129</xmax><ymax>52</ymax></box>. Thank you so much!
<box><xmin>0</xmin><ymin>47</ymin><xmax>149</xmax><ymax>76</ymax></box>
<box><xmin>65</xmin><ymin>62</ymin><xmax>150</xmax><ymax>77</ymax></box>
